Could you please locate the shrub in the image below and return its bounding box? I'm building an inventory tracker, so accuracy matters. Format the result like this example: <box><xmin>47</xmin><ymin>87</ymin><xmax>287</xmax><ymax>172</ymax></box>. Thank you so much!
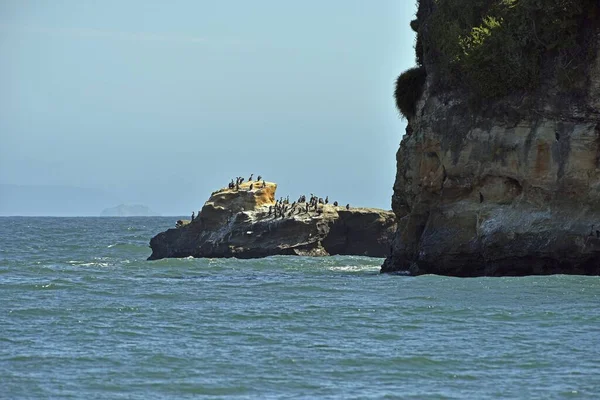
<box><xmin>415</xmin><ymin>32</ymin><xmax>424</xmax><ymax>66</ymax></box>
<box><xmin>422</xmin><ymin>0</ymin><xmax>598</xmax><ymax>98</ymax></box>
<box><xmin>394</xmin><ymin>67</ymin><xmax>427</xmax><ymax>119</ymax></box>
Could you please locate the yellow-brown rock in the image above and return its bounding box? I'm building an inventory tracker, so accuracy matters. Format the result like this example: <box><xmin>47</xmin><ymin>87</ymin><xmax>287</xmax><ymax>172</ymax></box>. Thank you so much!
<box><xmin>148</xmin><ymin>182</ymin><xmax>396</xmax><ymax>260</ymax></box>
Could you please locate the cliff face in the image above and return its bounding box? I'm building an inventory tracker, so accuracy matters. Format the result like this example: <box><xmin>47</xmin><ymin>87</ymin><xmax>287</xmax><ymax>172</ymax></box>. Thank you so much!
<box><xmin>383</xmin><ymin>14</ymin><xmax>600</xmax><ymax>275</ymax></box>
<box><xmin>149</xmin><ymin>181</ymin><xmax>396</xmax><ymax>260</ymax></box>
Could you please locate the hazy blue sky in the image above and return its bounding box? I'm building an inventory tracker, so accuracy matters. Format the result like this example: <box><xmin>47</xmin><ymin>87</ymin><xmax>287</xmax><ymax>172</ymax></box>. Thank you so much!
<box><xmin>0</xmin><ymin>0</ymin><xmax>417</xmax><ymax>215</ymax></box>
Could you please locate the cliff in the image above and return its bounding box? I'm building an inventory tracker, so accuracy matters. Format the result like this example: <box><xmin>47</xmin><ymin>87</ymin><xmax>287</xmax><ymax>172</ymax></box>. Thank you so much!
<box><xmin>383</xmin><ymin>1</ymin><xmax>600</xmax><ymax>276</ymax></box>
<box><xmin>148</xmin><ymin>181</ymin><xmax>396</xmax><ymax>260</ymax></box>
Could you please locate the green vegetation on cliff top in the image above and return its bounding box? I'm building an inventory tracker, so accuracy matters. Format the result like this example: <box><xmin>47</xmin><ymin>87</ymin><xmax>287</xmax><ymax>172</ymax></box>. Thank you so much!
<box><xmin>394</xmin><ymin>0</ymin><xmax>598</xmax><ymax>119</ymax></box>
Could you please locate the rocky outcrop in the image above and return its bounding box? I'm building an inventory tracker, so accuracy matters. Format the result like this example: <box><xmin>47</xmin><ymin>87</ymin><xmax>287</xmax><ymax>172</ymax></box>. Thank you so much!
<box><xmin>148</xmin><ymin>181</ymin><xmax>396</xmax><ymax>260</ymax></box>
<box><xmin>383</xmin><ymin>18</ymin><xmax>600</xmax><ymax>275</ymax></box>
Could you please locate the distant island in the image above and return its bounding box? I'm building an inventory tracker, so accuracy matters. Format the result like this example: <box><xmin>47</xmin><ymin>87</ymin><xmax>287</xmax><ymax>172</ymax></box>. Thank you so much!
<box><xmin>101</xmin><ymin>204</ymin><xmax>159</xmax><ymax>217</ymax></box>
<box><xmin>0</xmin><ymin>184</ymin><xmax>121</xmax><ymax>216</ymax></box>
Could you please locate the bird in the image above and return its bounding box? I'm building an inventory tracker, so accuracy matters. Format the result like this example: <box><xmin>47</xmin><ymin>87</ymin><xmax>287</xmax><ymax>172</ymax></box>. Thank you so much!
<box><xmin>257</xmin><ymin>175</ymin><xmax>262</xmax><ymax>181</ymax></box>
<box><xmin>325</xmin><ymin>196</ymin><xmax>329</xmax><ymax>204</ymax></box>
<box><xmin>333</xmin><ymin>201</ymin><xmax>338</xmax><ymax>206</ymax></box>
<box><xmin>249</xmin><ymin>183</ymin><xmax>253</xmax><ymax>191</ymax></box>
<box><xmin>346</xmin><ymin>204</ymin><xmax>350</xmax><ymax>210</ymax></box>
<box><xmin>248</xmin><ymin>173</ymin><xmax>253</xmax><ymax>181</ymax></box>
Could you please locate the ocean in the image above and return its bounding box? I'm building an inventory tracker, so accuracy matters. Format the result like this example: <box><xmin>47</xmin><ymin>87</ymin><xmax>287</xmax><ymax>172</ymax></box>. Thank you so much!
<box><xmin>1</xmin><ymin>217</ymin><xmax>599</xmax><ymax>399</ymax></box>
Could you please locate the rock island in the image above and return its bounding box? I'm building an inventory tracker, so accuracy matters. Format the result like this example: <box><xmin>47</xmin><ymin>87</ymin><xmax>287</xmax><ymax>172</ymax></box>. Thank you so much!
<box><xmin>148</xmin><ymin>180</ymin><xmax>396</xmax><ymax>260</ymax></box>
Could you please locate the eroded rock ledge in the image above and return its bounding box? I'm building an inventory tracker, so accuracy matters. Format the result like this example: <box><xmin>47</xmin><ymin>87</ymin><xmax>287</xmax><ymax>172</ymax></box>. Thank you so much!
<box><xmin>148</xmin><ymin>181</ymin><xmax>396</xmax><ymax>260</ymax></box>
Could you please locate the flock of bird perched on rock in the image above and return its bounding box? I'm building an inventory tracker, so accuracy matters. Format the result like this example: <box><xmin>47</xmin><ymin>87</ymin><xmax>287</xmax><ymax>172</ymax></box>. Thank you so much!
<box><xmin>266</xmin><ymin>194</ymin><xmax>336</xmax><ymax>219</ymax></box>
<box><xmin>231</xmin><ymin>173</ymin><xmax>351</xmax><ymax>219</ymax></box>
<box><xmin>189</xmin><ymin>174</ymin><xmax>352</xmax><ymax>223</ymax></box>
<box><xmin>228</xmin><ymin>173</ymin><xmax>266</xmax><ymax>191</ymax></box>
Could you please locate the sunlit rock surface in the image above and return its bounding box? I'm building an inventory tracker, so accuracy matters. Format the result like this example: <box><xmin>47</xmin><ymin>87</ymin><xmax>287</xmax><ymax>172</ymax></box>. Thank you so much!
<box><xmin>148</xmin><ymin>181</ymin><xmax>396</xmax><ymax>260</ymax></box>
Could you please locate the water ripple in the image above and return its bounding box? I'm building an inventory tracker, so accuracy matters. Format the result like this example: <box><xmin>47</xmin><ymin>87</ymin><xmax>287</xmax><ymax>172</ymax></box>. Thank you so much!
<box><xmin>1</xmin><ymin>217</ymin><xmax>600</xmax><ymax>399</ymax></box>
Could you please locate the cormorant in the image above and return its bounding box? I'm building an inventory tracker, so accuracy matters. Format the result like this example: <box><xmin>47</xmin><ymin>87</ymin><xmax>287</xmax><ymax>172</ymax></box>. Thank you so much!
<box><xmin>325</xmin><ymin>196</ymin><xmax>329</xmax><ymax>204</ymax></box>
<box><xmin>191</xmin><ymin>211</ymin><xmax>195</xmax><ymax>221</ymax></box>
<box><xmin>257</xmin><ymin>175</ymin><xmax>262</xmax><ymax>181</ymax></box>
<box><xmin>249</xmin><ymin>183</ymin><xmax>253</xmax><ymax>191</ymax></box>
<box><xmin>249</xmin><ymin>173</ymin><xmax>253</xmax><ymax>181</ymax></box>
<box><xmin>333</xmin><ymin>201</ymin><xmax>338</xmax><ymax>206</ymax></box>
<box><xmin>318</xmin><ymin>198</ymin><xmax>324</xmax><ymax>204</ymax></box>
<box><xmin>479</xmin><ymin>192</ymin><xmax>484</xmax><ymax>203</ymax></box>
<box><xmin>346</xmin><ymin>204</ymin><xmax>350</xmax><ymax>210</ymax></box>
<box><xmin>262</xmin><ymin>180</ymin><xmax>266</xmax><ymax>187</ymax></box>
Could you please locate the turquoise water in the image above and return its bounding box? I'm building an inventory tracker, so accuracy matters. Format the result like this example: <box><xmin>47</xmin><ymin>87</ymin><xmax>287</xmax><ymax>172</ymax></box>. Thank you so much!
<box><xmin>1</xmin><ymin>217</ymin><xmax>600</xmax><ymax>399</ymax></box>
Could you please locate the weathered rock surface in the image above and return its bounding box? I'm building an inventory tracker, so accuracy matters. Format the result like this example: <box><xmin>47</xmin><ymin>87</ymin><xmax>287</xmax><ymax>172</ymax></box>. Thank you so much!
<box><xmin>383</xmin><ymin>26</ymin><xmax>600</xmax><ymax>275</ymax></box>
<box><xmin>148</xmin><ymin>181</ymin><xmax>396</xmax><ymax>260</ymax></box>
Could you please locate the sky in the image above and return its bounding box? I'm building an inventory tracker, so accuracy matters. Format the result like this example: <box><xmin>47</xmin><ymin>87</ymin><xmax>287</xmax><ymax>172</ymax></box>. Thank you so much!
<box><xmin>0</xmin><ymin>0</ymin><xmax>417</xmax><ymax>215</ymax></box>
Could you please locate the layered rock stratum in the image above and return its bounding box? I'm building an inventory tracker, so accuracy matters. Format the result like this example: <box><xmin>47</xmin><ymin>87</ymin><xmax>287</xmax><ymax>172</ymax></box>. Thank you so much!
<box><xmin>383</xmin><ymin>2</ymin><xmax>600</xmax><ymax>276</ymax></box>
<box><xmin>148</xmin><ymin>181</ymin><xmax>396</xmax><ymax>260</ymax></box>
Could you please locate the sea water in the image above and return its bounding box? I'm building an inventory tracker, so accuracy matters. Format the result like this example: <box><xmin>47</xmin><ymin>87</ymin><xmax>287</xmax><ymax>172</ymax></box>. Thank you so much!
<box><xmin>1</xmin><ymin>217</ymin><xmax>599</xmax><ymax>399</ymax></box>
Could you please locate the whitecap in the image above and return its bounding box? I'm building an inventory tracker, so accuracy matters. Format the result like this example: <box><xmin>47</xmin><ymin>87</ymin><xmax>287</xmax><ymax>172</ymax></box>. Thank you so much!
<box><xmin>328</xmin><ymin>265</ymin><xmax>379</xmax><ymax>272</ymax></box>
